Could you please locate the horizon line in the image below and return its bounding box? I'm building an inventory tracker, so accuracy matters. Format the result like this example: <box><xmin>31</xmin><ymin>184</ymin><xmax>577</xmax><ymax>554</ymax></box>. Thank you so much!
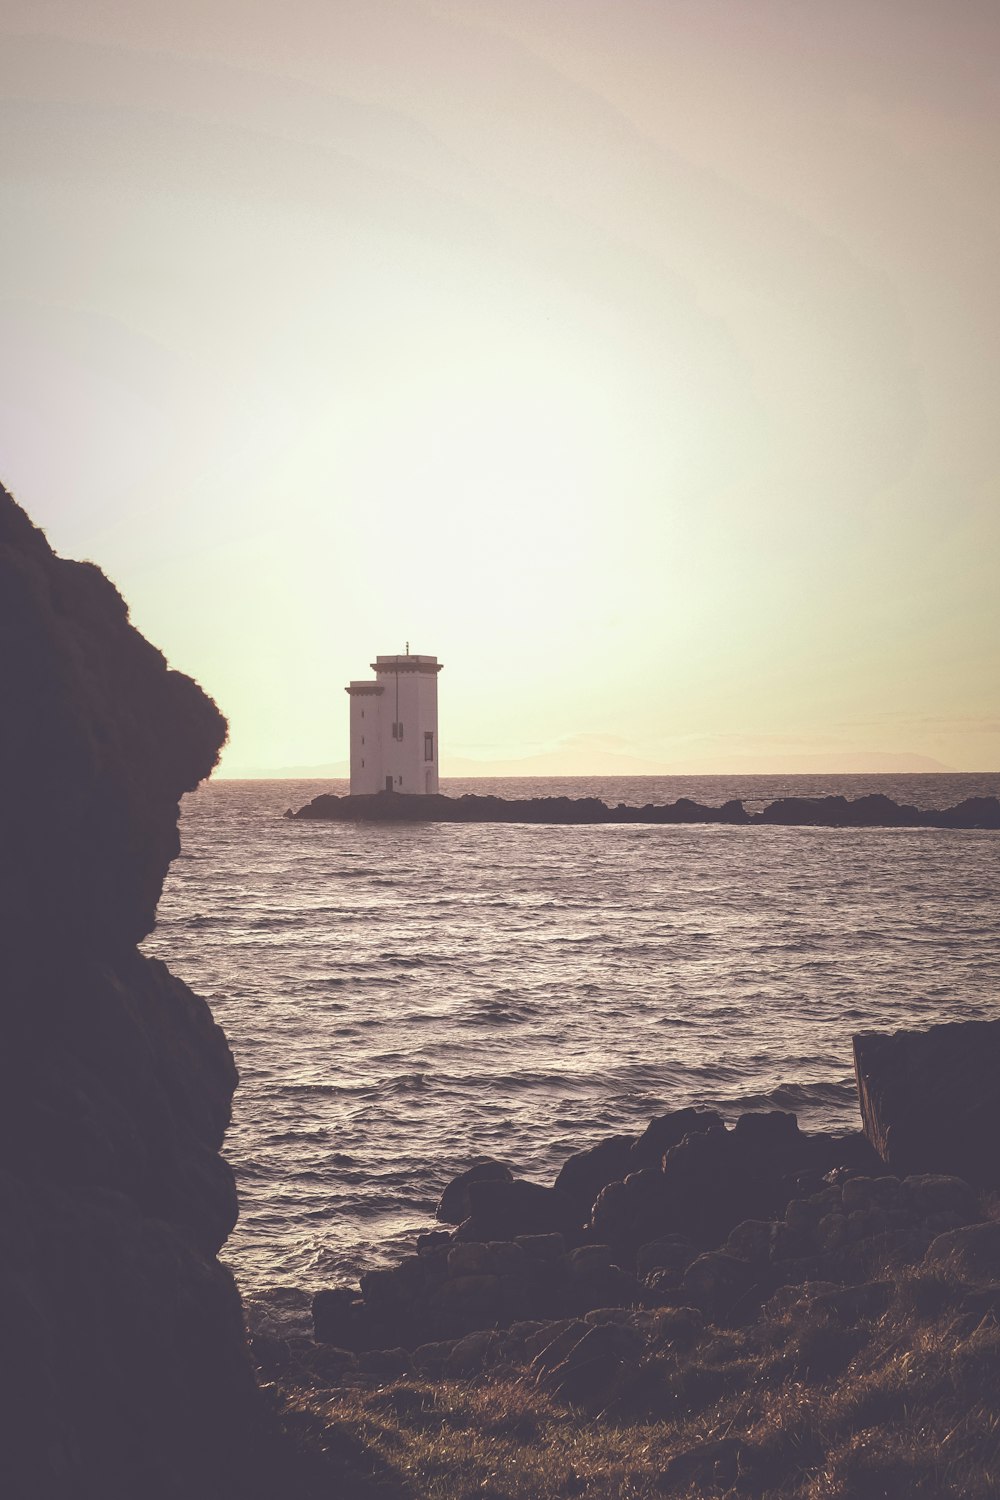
<box><xmin>211</xmin><ymin>768</ymin><xmax>999</xmax><ymax>782</ymax></box>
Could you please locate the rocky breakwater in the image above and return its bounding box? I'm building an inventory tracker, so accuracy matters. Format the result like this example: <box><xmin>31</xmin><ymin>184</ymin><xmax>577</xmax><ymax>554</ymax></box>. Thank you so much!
<box><xmin>0</xmin><ymin>487</ymin><xmax>261</xmax><ymax>1499</ymax></box>
<box><xmin>290</xmin><ymin>789</ymin><xmax>1000</xmax><ymax>827</ymax></box>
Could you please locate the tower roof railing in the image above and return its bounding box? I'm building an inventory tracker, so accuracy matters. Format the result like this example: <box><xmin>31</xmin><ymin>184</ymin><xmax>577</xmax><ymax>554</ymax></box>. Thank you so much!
<box><xmin>370</xmin><ymin>655</ymin><xmax>443</xmax><ymax>674</ymax></box>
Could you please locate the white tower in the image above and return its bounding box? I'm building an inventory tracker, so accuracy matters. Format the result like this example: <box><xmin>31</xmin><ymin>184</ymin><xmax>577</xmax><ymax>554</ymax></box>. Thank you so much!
<box><xmin>346</xmin><ymin>650</ymin><xmax>442</xmax><ymax>795</ymax></box>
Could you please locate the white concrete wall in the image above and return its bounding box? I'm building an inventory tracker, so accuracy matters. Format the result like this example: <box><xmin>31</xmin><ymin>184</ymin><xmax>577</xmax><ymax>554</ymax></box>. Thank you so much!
<box><xmin>372</xmin><ymin>656</ymin><xmax>440</xmax><ymax>794</ymax></box>
<box><xmin>347</xmin><ymin>686</ymin><xmax>385</xmax><ymax>794</ymax></box>
<box><xmin>346</xmin><ymin>655</ymin><xmax>440</xmax><ymax>794</ymax></box>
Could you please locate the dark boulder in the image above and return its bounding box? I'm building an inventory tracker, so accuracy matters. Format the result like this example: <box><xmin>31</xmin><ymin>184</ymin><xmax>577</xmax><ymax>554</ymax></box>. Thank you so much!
<box><xmin>589</xmin><ymin>1112</ymin><xmax>871</xmax><ymax>1259</ymax></box>
<box><xmin>680</xmin><ymin>1251</ymin><xmax>759</xmax><ymax>1319</ymax></box>
<box><xmin>633</xmin><ymin>1107</ymin><xmax>725</xmax><ymax>1166</ymax></box>
<box><xmin>562</xmin><ymin>1245</ymin><xmax>643</xmax><ymax>1316</ymax></box>
<box><xmin>854</xmin><ymin>1019</ymin><xmax>1000</xmax><ymax>1184</ymax></box>
<box><xmin>636</xmin><ymin>1235</ymin><xmax>699</xmax><ymax>1278</ymax></box>
<box><xmin>554</xmin><ymin>1109</ymin><xmax>723</xmax><ymax>1222</ymax></box>
<box><xmin>417</xmin><ymin>1228</ymin><xmax>453</xmax><ymax>1254</ymax></box>
<box><xmin>535</xmin><ymin>1320</ymin><xmax>645</xmax><ymax>1415</ymax></box>
<box><xmin>312</xmin><ymin>1287</ymin><xmax>365</xmax><ymax>1348</ymax></box>
<box><xmin>312</xmin><ymin>1234</ymin><xmax>571</xmax><ymax>1352</ymax></box>
<box><xmin>554</xmin><ymin>1134</ymin><xmax>638</xmax><ymax>1219</ymax></box>
<box><xmin>457</xmin><ymin>1176</ymin><xmax>580</xmax><ymax>1241</ymax></box>
<box><xmin>731</xmin><ymin>1110</ymin><xmax>801</xmax><ymax>1149</ymax></box>
<box><xmin>657</xmin><ymin>1113</ymin><xmax>804</xmax><ymax>1245</ymax></box>
<box><xmin>591</xmin><ymin>1168</ymin><xmax>674</xmax><ymax>1250</ymax></box>
<box><xmin>924</xmin><ymin>1222</ymin><xmax>1000</xmax><ymax>1280</ymax></box>
<box><xmin>436</xmin><ymin>1158</ymin><xmax>513</xmax><ymax>1224</ymax></box>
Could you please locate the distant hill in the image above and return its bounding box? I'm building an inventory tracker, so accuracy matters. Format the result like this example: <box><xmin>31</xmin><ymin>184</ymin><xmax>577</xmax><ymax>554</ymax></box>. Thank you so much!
<box><xmin>660</xmin><ymin>752</ymin><xmax>957</xmax><ymax>775</ymax></box>
<box><xmin>218</xmin><ymin>760</ymin><xmax>349</xmax><ymax>780</ymax></box>
<box><xmin>443</xmin><ymin>750</ymin><xmax>958</xmax><ymax>777</ymax></box>
<box><xmin>441</xmin><ymin>749</ymin><xmax>677</xmax><ymax>777</ymax></box>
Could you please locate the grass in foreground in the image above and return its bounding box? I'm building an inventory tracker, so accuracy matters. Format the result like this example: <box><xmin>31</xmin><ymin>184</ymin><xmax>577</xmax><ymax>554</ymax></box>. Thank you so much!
<box><xmin>270</xmin><ymin>1262</ymin><xmax>1000</xmax><ymax>1498</ymax></box>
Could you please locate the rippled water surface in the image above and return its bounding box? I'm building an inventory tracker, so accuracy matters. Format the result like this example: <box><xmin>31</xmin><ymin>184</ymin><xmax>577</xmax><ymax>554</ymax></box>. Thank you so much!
<box><xmin>145</xmin><ymin>774</ymin><xmax>1000</xmax><ymax>1292</ymax></box>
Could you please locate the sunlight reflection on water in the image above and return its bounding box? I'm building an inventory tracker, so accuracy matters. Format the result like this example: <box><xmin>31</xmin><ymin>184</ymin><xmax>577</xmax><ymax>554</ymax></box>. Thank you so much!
<box><xmin>145</xmin><ymin>774</ymin><xmax>1000</xmax><ymax>1291</ymax></box>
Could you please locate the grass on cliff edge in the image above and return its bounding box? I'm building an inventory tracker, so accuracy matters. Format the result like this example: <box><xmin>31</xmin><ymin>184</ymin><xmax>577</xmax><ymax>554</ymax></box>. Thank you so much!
<box><xmin>272</xmin><ymin>1263</ymin><xmax>1000</xmax><ymax>1499</ymax></box>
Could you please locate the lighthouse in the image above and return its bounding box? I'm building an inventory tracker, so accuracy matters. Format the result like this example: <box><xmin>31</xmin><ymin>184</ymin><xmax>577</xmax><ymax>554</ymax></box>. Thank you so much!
<box><xmin>346</xmin><ymin>649</ymin><xmax>442</xmax><ymax>795</ymax></box>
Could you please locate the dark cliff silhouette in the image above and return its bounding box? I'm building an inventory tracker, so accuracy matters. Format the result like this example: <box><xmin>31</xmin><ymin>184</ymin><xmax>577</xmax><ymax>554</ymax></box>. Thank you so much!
<box><xmin>0</xmin><ymin>485</ymin><xmax>264</xmax><ymax>1499</ymax></box>
<box><xmin>290</xmin><ymin>789</ymin><xmax>1000</xmax><ymax>828</ymax></box>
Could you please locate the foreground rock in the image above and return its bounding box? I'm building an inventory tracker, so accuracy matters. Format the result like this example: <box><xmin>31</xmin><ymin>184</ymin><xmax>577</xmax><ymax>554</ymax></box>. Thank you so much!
<box><xmin>0</xmin><ymin>487</ymin><xmax>265</xmax><ymax>1499</ymax></box>
<box><xmin>854</xmin><ymin>1018</ymin><xmax>1000</xmax><ymax>1184</ymax></box>
<box><xmin>289</xmin><ymin>788</ymin><xmax>1000</xmax><ymax>828</ymax></box>
<box><xmin>311</xmin><ymin>1108</ymin><xmax>884</xmax><ymax>1352</ymax></box>
<box><xmin>292</xmin><ymin>1024</ymin><xmax>1000</xmax><ymax>1495</ymax></box>
<box><xmin>294</xmin><ymin>1021</ymin><xmax>1000</xmax><ymax>1492</ymax></box>
<box><xmin>283</xmin><ymin>1185</ymin><xmax>1000</xmax><ymax>1500</ymax></box>
<box><xmin>309</xmin><ymin>1022</ymin><xmax>1000</xmax><ymax>1363</ymax></box>
<box><xmin>299</xmin><ymin>1162</ymin><xmax>988</xmax><ymax>1405</ymax></box>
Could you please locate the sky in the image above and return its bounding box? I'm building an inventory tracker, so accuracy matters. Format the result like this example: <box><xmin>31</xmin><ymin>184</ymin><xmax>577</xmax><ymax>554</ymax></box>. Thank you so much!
<box><xmin>1</xmin><ymin>0</ymin><xmax>998</xmax><ymax>774</ymax></box>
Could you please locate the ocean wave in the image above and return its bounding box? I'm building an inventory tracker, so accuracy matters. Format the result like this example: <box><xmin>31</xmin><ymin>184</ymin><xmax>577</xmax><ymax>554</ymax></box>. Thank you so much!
<box><xmin>713</xmin><ymin>1079</ymin><xmax>859</xmax><ymax>1115</ymax></box>
<box><xmin>150</xmin><ymin>775</ymin><xmax>1000</xmax><ymax>1291</ymax></box>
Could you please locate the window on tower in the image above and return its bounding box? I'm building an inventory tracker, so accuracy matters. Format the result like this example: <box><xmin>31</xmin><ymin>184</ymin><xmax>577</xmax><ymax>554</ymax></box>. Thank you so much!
<box><xmin>424</xmin><ymin>732</ymin><xmax>434</xmax><ymax>762</ymax></box>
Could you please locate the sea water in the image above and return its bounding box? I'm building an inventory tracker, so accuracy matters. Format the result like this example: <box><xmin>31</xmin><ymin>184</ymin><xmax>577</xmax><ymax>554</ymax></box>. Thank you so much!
<box><xmin>144</xmin><ymin>774</ymin><xmax>1000</xmax><ymax>1292</ymax></box>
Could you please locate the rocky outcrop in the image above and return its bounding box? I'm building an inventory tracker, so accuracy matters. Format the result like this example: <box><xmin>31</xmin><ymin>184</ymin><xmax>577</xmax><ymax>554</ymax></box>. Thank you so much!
<box><xmin>0</xmin><ymin>485</ymin><xmax>263</xmax><ymax>1499</ymax></box>
<box><xmin>588</xmin><ymin>1111</ymin><xmax>879</xmax><ymax>1256</ymax></box>
<box><xmin>278</xmin><ymin>1158</ymin><xmax>1000</xmax><ymax>1500</ymax></box>
<box><xmin>290</xmin><ymin>789</ymin><xmax>1000</xmax><ymax>827</ymax></box>
<box><xmin>854</xmin><ymin>1018</ymin><xmax>1000</xmax><ymax>1184</ymax></box>
<box><xmin>310</xmin><ymin>1109</ymin><xmax>882</xmax><ymax>1353</ymax></box>
<box><xmin>553</xmin><ymin>1107</ymin><xmax>724</xmax><ymax>1220</ymax></box>
<box><xmin>435</xmin><ymin>1158</ymin><xmax>513</xmax><ymax>1224</ymax></box>
<box><xmin>303</xmin><ymin>1162</ymin><xmax>986</xmax><ymax>1389</ymax></box>
<box><xmin>313</xmin><ymin>1231</ymin><xmax>592</xmax><ymax>1352</ymax></box>
<box><xmin>293</xmin><ymin>1023</ymin><xmax>1000</xmax><ymax>1497</ymax></box>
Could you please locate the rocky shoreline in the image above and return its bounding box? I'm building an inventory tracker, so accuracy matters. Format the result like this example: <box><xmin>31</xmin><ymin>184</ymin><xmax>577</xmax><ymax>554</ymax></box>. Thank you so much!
<box><xmin>254</xmin><ymin>1023</ymin><xmax>999</xmax><ymax>1369</ymax></box>
<box><xmin>263</xmin><ymin>1149</ymin><xmax>993</xmax><ymax>1394</ymax></box>
<box><xmin>250</xmin><ymin>1019</ymin><xmax>1000</xmax><ymax>1497</ymax></box>
<box><xmin>289</xmin><ymin>789</ymin><xmax>1000</xmax><ymax>828</ymax></box>
<box><xmin>268</xmin><ymin>1018</ymin><xmax>1000</xmax><ymax>1373</ymax></box>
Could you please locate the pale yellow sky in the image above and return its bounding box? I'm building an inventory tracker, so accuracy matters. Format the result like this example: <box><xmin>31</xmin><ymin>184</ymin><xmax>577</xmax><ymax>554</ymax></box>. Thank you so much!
<box><xmin>1</xmin><ymin>1</ymin><xmax>997</xmax><ymax>772</ymax></box>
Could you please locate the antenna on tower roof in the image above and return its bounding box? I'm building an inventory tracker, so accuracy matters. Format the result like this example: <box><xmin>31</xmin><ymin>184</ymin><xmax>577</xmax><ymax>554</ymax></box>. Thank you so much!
<box><xmin>405</xmin><ymin>641</ymin><xmax>410</xmax><ymax>655</ymax></box>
